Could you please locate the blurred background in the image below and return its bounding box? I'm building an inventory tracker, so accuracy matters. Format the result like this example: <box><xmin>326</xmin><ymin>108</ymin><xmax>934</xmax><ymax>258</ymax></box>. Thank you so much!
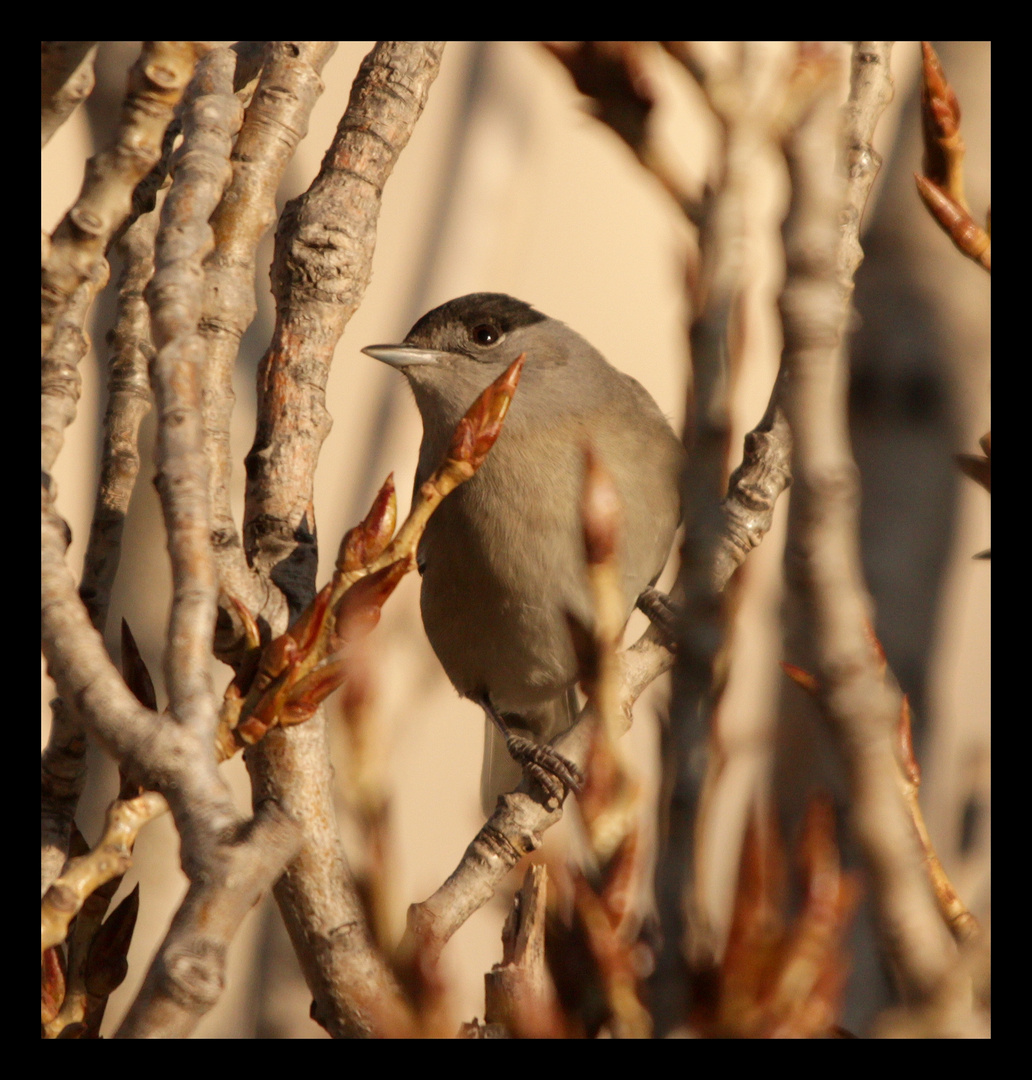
<box><xmin>41</xmin><ymin>42</ymin><xmax>989</xmax><ymax>1036</ymax></box>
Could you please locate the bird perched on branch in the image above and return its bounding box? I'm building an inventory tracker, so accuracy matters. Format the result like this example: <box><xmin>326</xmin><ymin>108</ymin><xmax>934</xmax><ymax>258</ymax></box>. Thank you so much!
<box><xmin>364</xmin><ymin>293</ymin><xmax>682</xmax><ymax>813</ymax></box>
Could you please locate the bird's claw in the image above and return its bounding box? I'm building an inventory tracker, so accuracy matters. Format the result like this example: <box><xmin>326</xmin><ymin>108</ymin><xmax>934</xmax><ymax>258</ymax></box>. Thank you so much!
<box><xmin>636</xmin><ymin>585</ymin><xmax>679</xmax><ymax>649</ymax></box>
<box><xmin>505</xmin><ymin>734</ymin><xmax>583</xmax><ymax>807</ymax></box>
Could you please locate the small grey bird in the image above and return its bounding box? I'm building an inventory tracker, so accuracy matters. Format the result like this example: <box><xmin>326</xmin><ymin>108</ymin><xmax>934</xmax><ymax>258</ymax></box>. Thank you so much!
<box><xmin>363</xmin><ymin>294</ymin><xmax>682</xmax><ymax>813</ymax></box>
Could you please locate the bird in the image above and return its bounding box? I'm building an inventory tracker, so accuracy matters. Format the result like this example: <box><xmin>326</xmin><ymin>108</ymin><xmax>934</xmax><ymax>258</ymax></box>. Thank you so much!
<box><xmin>362</xmin><ymin>293</ymin><xmax>682</xmax><ymax>813</ymax></box>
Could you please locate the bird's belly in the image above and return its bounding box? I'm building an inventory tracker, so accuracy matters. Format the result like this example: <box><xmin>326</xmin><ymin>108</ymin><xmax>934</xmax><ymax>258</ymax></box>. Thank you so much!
<box><xmin>418</xmin><ymin>494</ymin><xmax>585</xmax><ymax>714</ymax></box>
<box><xmin>415</xmin><ymin>419</ymin><xmax>678</xmax><ymax>716</ymax></box>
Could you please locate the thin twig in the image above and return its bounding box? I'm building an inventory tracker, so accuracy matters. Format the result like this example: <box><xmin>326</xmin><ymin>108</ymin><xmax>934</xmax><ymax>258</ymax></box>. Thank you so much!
<box><xmin>545</xmin><ymin>41</ymin><xmax>701</xmax><ymax>220</ymax></box>
<box><xmin>41</xmin><ymin>792</ymin><xmax>167</xmax><ymax>953</ymax></box>
<box><xmin>42</xmin><ymin>42</ymin><xmax>201</xmax><ymax>355</ymax></box>
<box><xmin>402</xmin><ymin>613</ymin><xmax>676</xmax><ymax>965</ymax></box>
<box><xmin>714</xmin><ymin>370</ymin><xmax>792</xmax><ymax>590</ymax></box>
<box><xmin>653</xmin><ymin>41</ymin><xmax>771</xmax><ymax>1031</ymax></box>
<box><xmin>840</xmin><ymin>42</ymin><xmax>895</xmax><ymax>283</ymax></box>
<box><xmin>42</xmin><ymin>210</ymin><xmax>158</xmax><ymax>903</ymax></box>
<box><xmin>79</xmin><ymin>211</ymin><xmax>158</xmax><ymax>632</ymax></box>
<box><xmin>895</xmin><ymin>699</ymin><xmax>980</xmax><ymax>943</ymax></box>
<box><xmin>41</xmin><ymin>259</ymin><xmax>110</xmax><ymax>479</ymax></box>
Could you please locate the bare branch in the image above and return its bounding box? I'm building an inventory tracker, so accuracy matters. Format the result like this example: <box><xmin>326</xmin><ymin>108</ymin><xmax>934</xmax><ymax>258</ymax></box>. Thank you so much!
<box><xmin>42</xmin><ymin>209</ymin><xmax>158</xmax><ymax>901</ymax></box>
<box><xmin>41</xmin><ymin>791</ymin><xmax>167</xmax><ymax>953</ymax></box>
<box><xmin>895</xmin><ymin>698</ymin><xmax>981</xmax><ymax>943</ymax></box>
<box><xmin>239</xmin><ymin>43</ymin><xmax>446</xmax><ymax>1037</ymax></box>
<box><xmin>481</xmin><ymin>865</ymin><xmax>561</xmax><ymax>1036</ymax></box>
<box><xmin>39</xmin><ymin>39</ymin><xmax>988</xmax><ymax>1039</ymax></box>
<box><xmin>248</xmin><ymin>718</ymin><xmax>414</xmax><ymax>1038</ymax></box>
<box><xmin>41</xmin><ymin>253</ymin><xmax>111</xmax><ymax>894</ymax></box>
<box><xmin>546</xmin><ymin>41</ymin><xmax>700</xmax><ymax>219</ymax></box>
<box><xmin>404</xmin><ymin>610</ymin><xmax>673</xmax><ymax>965</ymax></box>
<box><xmin>43</xmin><ymin>488</ymin><xmax>250</xmax><ymax>858</ymax></box>
<box><xmin>147</xmin><ymin>48</ymin><xmax>242</xmax><ymax>738</ymax></box>
<box><xmin>203</xmin><ymin>43</ymin><xmax>339</xmax><ymax>626</ymax></box>
<box><xmin>243</xmin><ymin>41</ymin><xmax>446</xmax><ymax>617</ymax></box>
<box><xmin>42</xmin><ymin>42</ymin><xmax>201</xmax><ymax>355</ymax></box>
<box><xmin>840</xmin><ymin>42</ymin><xmax>895</xmax><ymax>283</ymax></box>
<box><xmin>779</xmin><ymin>42</ymin><xmax>959</xmax><ymax>1004</ymax></box>
<box><xmin>714</xmin><ymin>370</ymin><xmax>792</xmax><ymax>589</ymax></box>
<box><xmin>115</xmin><ymin>801</ymin><xmax>299</xmax><ymax>1038</ymax></box>
<box><xmin>41</xmin><ymin>259</ymin><xmax>110</xmax><ymax>479</ymax></box>
<box><xmin>79</xmin><ymin>212</ymin><xmax>158</xmax><ymax>632</ymax></box>
<box><xmin>42</xmin><ymin>271</ymin><xmax>298</xmax><ymax>1041</ymax></box>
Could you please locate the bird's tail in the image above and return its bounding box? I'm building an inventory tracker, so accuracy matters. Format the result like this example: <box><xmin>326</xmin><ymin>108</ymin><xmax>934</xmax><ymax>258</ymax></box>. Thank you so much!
<box><xmin>479</xmin><ymin>688</ymin><xmax>579</xmax><ymax>816</ymax></box>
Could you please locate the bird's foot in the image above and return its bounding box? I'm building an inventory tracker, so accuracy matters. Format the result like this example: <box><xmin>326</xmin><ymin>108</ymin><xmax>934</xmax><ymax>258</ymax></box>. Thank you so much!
<box><xmin>505</xmin><ymin>734</ymin><xmax>583</xmax><ymax>808</ymax></box>
<box><xmin>636</xmin><ymin>586</ymin><xmax>679</xmax><ymax>649</ymax></box>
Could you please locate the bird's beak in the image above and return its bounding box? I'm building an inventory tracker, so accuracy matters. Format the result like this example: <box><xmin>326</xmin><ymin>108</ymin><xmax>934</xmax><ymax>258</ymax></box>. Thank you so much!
<box><xmin>361</xmin><ymin>343</ymin><xmax>447</xmax><ymax>369</ymax></box>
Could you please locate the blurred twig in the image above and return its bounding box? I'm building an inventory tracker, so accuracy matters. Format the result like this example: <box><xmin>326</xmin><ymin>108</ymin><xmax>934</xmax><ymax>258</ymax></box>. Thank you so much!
<box><xmin>653</xmin><ymin>40</ymin><xmax>779</xmax><ymax>1032</ymax></box>
<box><xmin>544</xmin><ymin>41</ymin><xmax>701</xmax><ymax>219</ymax></box>
<box><xmin>779</xmin><ymin>42</ymin><xmax>961</xmax><ymax>1008</ymax></box>
<box><xmin>894</xmin><ymin>696</ymin><xmax>980</xmax><ymax>943</ymax></box>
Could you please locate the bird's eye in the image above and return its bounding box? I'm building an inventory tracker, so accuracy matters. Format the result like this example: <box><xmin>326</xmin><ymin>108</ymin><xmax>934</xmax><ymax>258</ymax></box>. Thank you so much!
<box><xmin>471</xmin><ymin>323</ymin><xmax>500</xmax><ymax>347</ymax></box>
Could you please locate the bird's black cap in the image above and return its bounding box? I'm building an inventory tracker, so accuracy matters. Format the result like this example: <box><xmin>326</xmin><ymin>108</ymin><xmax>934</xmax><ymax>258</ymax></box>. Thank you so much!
<box><xmin>406</xmin><ymin>293</ymin><xmax>548</xmax><ymax>344</ymax></box>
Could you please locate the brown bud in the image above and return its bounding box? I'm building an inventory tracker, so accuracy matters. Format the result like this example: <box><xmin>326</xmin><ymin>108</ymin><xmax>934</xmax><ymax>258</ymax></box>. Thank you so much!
<box><xmin>920</xmin><ymin>41</ymin><xmax>964</xmax><ymax>199</ymax></box>
<box><xmin>337</xmin><ymin>474</ymin><xmax>397</xmax><ymax>573</ymax></box>
<box><xmin>448</xmin><ymin>353</ymin><xmax>525</xmax><ymax>469</ymax></box>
